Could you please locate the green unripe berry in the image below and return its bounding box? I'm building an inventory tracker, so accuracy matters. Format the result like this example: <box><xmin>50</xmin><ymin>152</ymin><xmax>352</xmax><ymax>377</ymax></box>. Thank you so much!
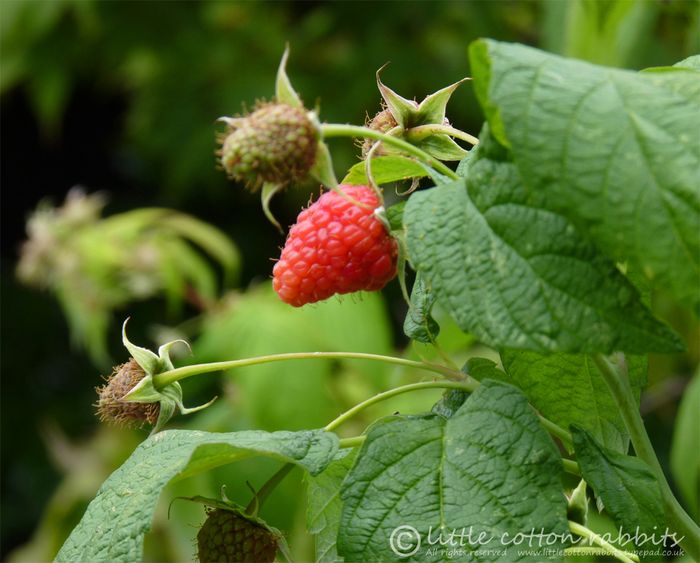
<box><xmin>219</xmin><ymin>103</ymin><xmax>318</xmax><ymax>189</ymax></box>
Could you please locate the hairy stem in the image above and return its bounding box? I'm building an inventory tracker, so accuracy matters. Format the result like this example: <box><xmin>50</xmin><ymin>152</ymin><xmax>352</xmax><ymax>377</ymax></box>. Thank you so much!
<box><xmin>593</xmin><ymin>354</ymin><xmax>700</xmax><ymax>559</ymax></box>
<box><xmin>324</xmin><ymin>380</ymin><xmax>477</xmax><ymax>432</ymax></box>
<box><xmin>569</xmin><ymin>521</ymin><xmax>640</xmax><ymax>563</ymax></box>
<box><xmin>321</xmin><ymin>123</ymin><xmax>459</xmax><ymax>180</ymax></box>
<box><xmin>153</xmin><ymin>351</ymin><xmax>465</xmax><ymax>388</ymax></box>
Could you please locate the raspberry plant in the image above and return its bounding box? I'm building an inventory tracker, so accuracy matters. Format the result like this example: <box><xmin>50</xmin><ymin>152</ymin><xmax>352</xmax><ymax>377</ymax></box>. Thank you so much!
<box><xmin>51</xmin><ymin>42</ymin><xmax>699</xmax><ymax>562</ymax></box>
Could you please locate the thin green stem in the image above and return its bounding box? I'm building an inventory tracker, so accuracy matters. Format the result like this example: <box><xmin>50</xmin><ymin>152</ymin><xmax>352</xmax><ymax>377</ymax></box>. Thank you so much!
<box><xmin>321</xmin><ymin>123</ymin><xmax>459</xmax><ymax>180</ymax></box>
<box><xmin>569</xmin><ymin>520</ymin><xmax>640</xmax><ymax>563</ymax></box>
<box><xmin>562</xmin><ymin>458</ymin><xmax>581</xmax><ymax>476</ymax></box>
<box><xmin>245</xmin><ymin>463</ymin><xmax>294</xmax><ymax>515</ymax></box>
<box><xmin>593</xmin><ymin>354</ymin><xmax>700</xmax><ymax>559</ymax></box>
<box><xmin>339</xmin><ymin>435</ymin><xmax>366</xmax><ymax>449</ymax></box>
<box><xmin>153</xmin><ymin>351</ymin><xmax>465</xmax><ymax>388</ymax></box>
<box><xmin>324</xmin><ymin>380</ymin><xmax>477</xmax><ymax>432</ymax></box>
<box><xmin>537</xmin><ymin>413</ymin><xmax>573</xmax><ymax>451</ymax></box>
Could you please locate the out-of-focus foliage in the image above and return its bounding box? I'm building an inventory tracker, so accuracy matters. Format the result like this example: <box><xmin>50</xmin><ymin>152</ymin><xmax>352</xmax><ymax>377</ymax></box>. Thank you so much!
<box><xmin>3</xmin><ymin>1</ymin><xmax>699</xmax><ymax>562</ymax></box>
<box><xmin>17</xmin><ymin>189</ymin><xmax>239</xmax><ymax>366</ymax></box>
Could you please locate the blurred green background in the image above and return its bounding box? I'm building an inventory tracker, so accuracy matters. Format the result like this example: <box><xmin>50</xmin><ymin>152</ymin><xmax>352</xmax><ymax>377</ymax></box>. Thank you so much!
<box><xmin>1</xmin><ymin>1</ymin><xmax>698</xmax><ymax>561</ymax></box>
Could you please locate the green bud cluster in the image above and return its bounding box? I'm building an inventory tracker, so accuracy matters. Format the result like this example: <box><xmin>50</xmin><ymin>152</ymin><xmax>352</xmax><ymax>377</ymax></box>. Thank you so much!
<box><xmin>219</xmin><ymin>102</ymin><xmax>318</xmax><ymax>189</ymax></box>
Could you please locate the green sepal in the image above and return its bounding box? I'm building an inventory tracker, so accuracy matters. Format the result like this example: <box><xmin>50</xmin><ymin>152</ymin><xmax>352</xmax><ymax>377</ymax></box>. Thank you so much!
<box><xmin>376</xmin><ymin>64</ymin><xmax>418</xmax><ymax>128</ymax></box>
<box><xmin>309</xmin><ymin>119</ymin><xmax>338</xmax><ymax>188</ymax></box>
<box><xmin>567</xmin><ymin>478</ymin><xmax>589</xmax><ymax>526</ymax></box>
<box><xmin>261</xmin><ymin>183</ymin><xmax>285</xmax><ymax>233</ymax></box>
<box><xmin>122</xmin><ymin>318</ymin><xmax>162</xmax><ymax>375</ymax></box>
<box><xmin>121</xmin><ymin>318</ymin><xmax>215</xmax><ymax>432</ymax></box>
<box><xmin>275</xmin><ymin>45</ymin><xmax>303</xmax><ymax>108</ymax></box>
<box><xmin>413</xmin><ymin>133</ymin><xmax>468</xmax><ymax>161</ymax></box>
<box><xmin>158</xmin><ymin>339</ymin><xmax>191</xmax><ymax>371</ymax></box>
<box><xmin>376</xmin><ymin>69</ymin><xmax>468</xmax><ymax>130</ymax></box>
<box><xmin>415</xmin><ymin>78</ymin><xmax>469</xmax><ymax>125</ymax></box>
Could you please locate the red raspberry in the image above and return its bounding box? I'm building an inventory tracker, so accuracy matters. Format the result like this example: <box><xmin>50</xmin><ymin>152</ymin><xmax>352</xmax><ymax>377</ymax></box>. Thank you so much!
<box><xmin>272</xmin><ymin>185</ymin><xmax>398</xmax><ymax>307</ymax></box>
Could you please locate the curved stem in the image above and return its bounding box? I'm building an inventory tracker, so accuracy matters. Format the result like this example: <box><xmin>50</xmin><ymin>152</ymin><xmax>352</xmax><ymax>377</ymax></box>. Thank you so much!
<box><xmin>324</xmin><ymin>380</ymin><xmax>477</xmax><ymax>432</ymax></box>
<box><xmin>537</xmin><ymin>413</ymin><xmax>573</xmax><ymax>451</ymax></box>
<box><xmin>245</xmin><ymin>463</ymin><xmax>294</xmax><ymax>515</ymax></box>
<box><xmin>153</xmin><ymin>351</ymin><xmax>465</xmax><ymax>388</ymax></box>
<box><xmin>569</xmin><ymin>521</ymin><xmax>640</xmax><ymax>563</ymax></box>
<box><xmin>321</xmin><ymin>123</ymin><xmax>459</xmax><ymax>181</ymax></box>
<box><xmin>593</xmin><ymin>354</ymin><xmax>700</xmax><ymax>559</ymax></box>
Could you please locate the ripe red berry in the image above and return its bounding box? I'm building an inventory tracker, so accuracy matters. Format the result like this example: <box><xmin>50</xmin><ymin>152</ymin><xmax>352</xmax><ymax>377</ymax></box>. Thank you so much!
<box><xmin>272</xmin><ymin>185</ymin><xmax>398</xmax><ymax>307</ymax></box>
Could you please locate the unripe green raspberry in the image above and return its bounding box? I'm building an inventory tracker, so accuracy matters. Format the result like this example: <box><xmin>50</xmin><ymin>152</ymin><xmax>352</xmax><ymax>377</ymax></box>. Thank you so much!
<box><xmin>96</xmin><ymin>359</ymin><xmax>159</xmax><ymax>427</ymax></box>
<box><xmin>219</xmin><ymin>102</ymin><xmax>318</xmax><ymax>189</ymax></box>
<box><xmin>197</xmin><ymin>508</ymin><xmax>279</xmax><ymax>563</ymax></box>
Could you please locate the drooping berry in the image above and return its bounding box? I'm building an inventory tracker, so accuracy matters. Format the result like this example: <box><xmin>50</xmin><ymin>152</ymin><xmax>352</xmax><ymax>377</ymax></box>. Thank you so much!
<box><xmin>272</xmin><ymin>184</ymin><xmax>398</xmax><ymax>307</ymax></box>
<box><xmin>219</xmin><ymin>102</ymin><xmax>318</xmax><ymax>188</ymax></box>
<box><xmin>197</xmin><ymin>508</ymin><xmax>279</xmax><ymax>563</ymax></box>
<box><xmin>96</xmin><ymin>359</ymin><xmax>159</xmax><ymax>427</ymax></box>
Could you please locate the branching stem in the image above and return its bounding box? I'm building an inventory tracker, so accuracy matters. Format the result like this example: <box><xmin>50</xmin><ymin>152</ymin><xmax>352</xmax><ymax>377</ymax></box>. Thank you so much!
<box><xmin>593</xmin><ymin>354</ymin><xmax>700</xmax><ymax>559</ymax></box>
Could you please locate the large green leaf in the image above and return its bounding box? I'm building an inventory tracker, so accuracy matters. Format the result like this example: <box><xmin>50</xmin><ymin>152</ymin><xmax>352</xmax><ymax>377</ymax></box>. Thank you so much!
<box><xmin>337</xmin><ymin>380</ymin><xmax>568</xmax><ymax>561</ymax></box>
<box><xmin>56</xmin><ymin>429</ymin><xmax>338</xmax><ymax>563</ymax></box>
<box><xmin>404</xmin><ymin>130</ymin><xmax>681</xmax><ymax>353</ymax></box>
<box><xmin>470</xmin><ymin>39</ymin><xmax>700</xmax><ymax>310</ymax></box>
<box><xmin>305</xmin><ymin>450</ymin><xmax>357</xmax><ymax>563</ymax></box>
<box><xmin>670</xmin><ymin>368</ymin><xmax>700</xmax><ymax>518</ymax></box>
<box><xmin>572</xmin><ymin>426</ymin><xmax>667</xmax><ymax>561</ymax></box>
<box><xmin>501</xmin><ymin>351</ymin><xmax>646</xmax><ymax>453</ymax></box>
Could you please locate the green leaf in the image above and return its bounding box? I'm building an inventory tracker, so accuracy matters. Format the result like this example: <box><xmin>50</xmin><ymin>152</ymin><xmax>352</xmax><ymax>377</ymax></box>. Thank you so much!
<box><xmin>469</xmin><ymin>39</ymin><xmax>700</xmax><ymax>310</ymax></box>
<box><xmin>403</xmin><ymin>275</ymin><xmax>440</xmax><ymax>343</ymax></box>
<box><xmin>572</xmin><ymin>426</ymin><xmax>667</xmax><ymax>561</ymax></box>
<box><xmin>500</xmin><ymin>351</ymin><xmax>646</xmax><ymax>453</ymax></box>
<box><xmin>306</xmin><ymin>450</ymin><xmax>357</xmax><ymax>563</ymax></box>
<box><xmin>385</xmin><ymin>201</ymin><xmax>405</xmax><ymax>232</ymax></box>
<box><xmin>341</xmin><ymin>156</ymin><xmax>428</xmax><ymax>186</ymax></box>
<box><xmin>56</xmin><ymin>428</ymin><xmax>338</xmax><ymax>562</ymax></box>
<box><xmin>670</xmin><ymin>368</ymin><xmax>700</xmax><ymax>518</ymax></box>
<box><xmin>404</xmin><ymin>130</ymin><xmax>682</xmax><ymax>354</ymax></box>
<box><xmin>337</xmin><ymin>380</ymin><xmax>568</xmax><ymax>561</ymax></box>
